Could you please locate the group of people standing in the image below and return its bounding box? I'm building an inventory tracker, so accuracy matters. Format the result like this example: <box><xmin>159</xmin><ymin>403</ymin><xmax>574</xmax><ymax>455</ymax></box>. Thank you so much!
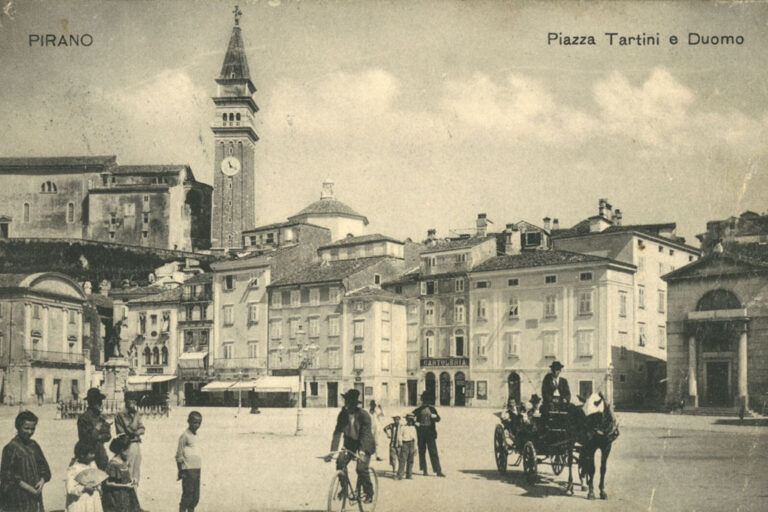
<box><xmin>0</xmin><ymin>388</ymin><xmax>202</xmax><ymax>512</ymax></box>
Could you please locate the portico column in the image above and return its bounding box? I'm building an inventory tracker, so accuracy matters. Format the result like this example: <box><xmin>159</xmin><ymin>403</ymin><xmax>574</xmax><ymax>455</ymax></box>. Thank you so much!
<box><xmin>738</xmin><ymin>325</ymin><xmax>748</xmax><ymax>409</ymax></box>
<box><xmin>687</xmin><ymin>334</ymin><xmax>698</xmax><ymax>407</ymax></box>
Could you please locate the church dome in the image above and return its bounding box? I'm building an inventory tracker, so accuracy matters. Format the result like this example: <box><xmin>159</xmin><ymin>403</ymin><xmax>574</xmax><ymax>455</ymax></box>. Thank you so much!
<box><xmin>288</xmin><ymin>180</ymin><xmax>369</xmax><ymax>225</ymax></box>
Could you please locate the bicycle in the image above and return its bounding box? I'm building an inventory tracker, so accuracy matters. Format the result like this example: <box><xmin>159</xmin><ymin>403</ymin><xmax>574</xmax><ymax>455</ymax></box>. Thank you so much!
<box><xmin>323</xmin><ymin>448</ymin><xmax>379</xmax><ymax>512</ymax></box>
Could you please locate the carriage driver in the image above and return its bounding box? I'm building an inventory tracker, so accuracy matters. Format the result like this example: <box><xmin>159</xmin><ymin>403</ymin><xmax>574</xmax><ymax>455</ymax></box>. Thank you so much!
<box><xmin>541</xmin><ymin>360</ymin><xmax>571</xmax><ymax>416</ymax></box>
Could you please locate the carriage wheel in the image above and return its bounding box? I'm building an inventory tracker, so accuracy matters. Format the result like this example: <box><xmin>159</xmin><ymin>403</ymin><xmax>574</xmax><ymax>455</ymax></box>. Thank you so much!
<box><xmin>494</xmin><ymin>424</ymin><xmax>508</xmax><ymax>474</ymax></box>
<box><xmin>552</xmin><ymin>451</ymin><xmax>567</xmax><ymax>476</ymax></box>
<box><xmin>522</xmin><ymin>441</ymin><xmax>537</xmax><ymax>484</ymax></box>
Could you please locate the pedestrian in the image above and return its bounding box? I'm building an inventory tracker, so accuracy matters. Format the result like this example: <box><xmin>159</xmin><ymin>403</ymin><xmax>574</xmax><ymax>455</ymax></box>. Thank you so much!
<box><xmin>102</xmin><ymin>436</ymin><xmax>140</xmax><ymax>512</ymax></box>
<box><xmin>35</xmin><ymin>382</ymin><xmax>44</xmax><ymax>407</ymax></box>
<box><xmin>77</xmin><ymin>388</ymin><xmax>112</xmax><ymax>471</ymax></box>
<box><xmin>176</xmin><ymin>411</ymin><xmax>203</xmax><ymax>512</ymax></box>
<box><xmin>0</xmin><ymin>410</ymin><xmax>51</xmax><ymax>512</ymax></box>
<box><xmin>396</xmin><ymin>414</ymin><xmax>417</xmax><ymax>480</ymax></box>
<box><xmin>413</xmin><ymin>391</ymin><xmax>444</xmax><ymax>477</ymax></box>
<box><xmin>382</xmin><ymin>416</ymin><xmax>402</xmax><ymax>474</ymax></box>
<box><xmin>368</xmin><ymin>400</ymin><xmax>386</xmax><ymax>461</ymax></box>
<box><xmin>65</xmin><ymin>441</ymin><xmax>104</xmax><ymax>512</ymax></box>
<box><xmin>114</xmin><ymin>399</ymin><xmax>144</xmax><ymax>487</ymax></box>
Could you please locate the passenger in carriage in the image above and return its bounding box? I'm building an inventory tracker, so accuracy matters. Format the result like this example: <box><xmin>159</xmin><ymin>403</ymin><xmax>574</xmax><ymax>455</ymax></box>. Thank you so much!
<box><xmin>521</xmin><ymin>394</ymin><xmax>542</xmax><ymax>431</ymax></box>
<box><xmin>541</xmin><ymin>361</ymin><xmax>571</xmax><ymax>417</ymax></box>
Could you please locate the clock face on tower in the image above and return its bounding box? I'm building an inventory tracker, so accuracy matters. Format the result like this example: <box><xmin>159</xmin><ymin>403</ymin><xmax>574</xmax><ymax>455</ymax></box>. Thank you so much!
<box><xmin>220</xmin><ymin>156</ymin><xmax>241</xmax><ymax>176</ymax></box>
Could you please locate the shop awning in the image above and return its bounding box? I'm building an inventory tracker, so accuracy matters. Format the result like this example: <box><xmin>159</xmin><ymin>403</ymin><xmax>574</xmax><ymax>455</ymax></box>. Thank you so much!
<box><xmin>200</xmin><ymin>381</ymin><xmax>235</xmax><ymax>392</ymax></box>
<box><xmin>178</xmin><ymin>352</ymin><xmax>208</xmax><ymax>369</ymax></box>
<box><xmin>252</xmin><ymin>376</ymin><xmax>299</xmax><ymax>393</ymax></box>
<box><xmin>228</xmin><ymin>380</ymin><xmax>260</xmax><ymax>391</ymax></box>
<box><xmin>126</xmin><ymin>375</ymin><xmax>177</xmax><ymax>391</ymax></box>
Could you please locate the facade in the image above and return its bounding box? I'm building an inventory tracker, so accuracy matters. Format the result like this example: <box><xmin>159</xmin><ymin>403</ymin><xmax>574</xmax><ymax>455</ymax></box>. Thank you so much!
<box><xmin>242</xmin><ymin>221</ymin><xmax>331</xmax><ymax>252</ymax></box>
<box><xmin>210</xmin><ymin>19</ymin><xmax>258</xmax><ymax>250</ymax></box>
<box><xmin>696</xmin><ymin>210</ymin><xmax>768</xmax><ymax>253</ymax></box>
<box><xmin>0</xmin><ymin>273</ymin><xmax>87</xmax><ymax>405</ymax></box>
<box><xmin>287</xmin><ymin>180</ymin><xmax>369</xmax><ymax>242</ymax></box>
<box><xmin>469</xmin><ymin>250</ymin><xmax>635</xmax><ymax>408</ymax></box>
<box><xmin>552</xmin><ymin>198</ymin><xmax>699</xmax><ymax>406</ymax></box>
<box><xmin>319</xmin><ymin>234</ymin><xmax>405</xmax><ymax>262</ymax></box>
<box><xmin>267</xmin><ymin>255</ymin><xmax>406</xmax><ymax>407</ymax></box>
<box><xmin>177</xmin><ymin>273</ymin><xmax>214</xmax><ymax>405</ymax></box>
<box><xmin>664</xmin><ymin>243</ymin><xmax>768</xmax><ymax>413</ymax></box>
<box><xmin>382</xmin><ymin>269</ymin><xmax>421</xmax><ymax>406</ymax></box>
<box><xmin>0</xmin><ymin>157</ymin><xmax>212</xmax><ymax>251</ymax></box>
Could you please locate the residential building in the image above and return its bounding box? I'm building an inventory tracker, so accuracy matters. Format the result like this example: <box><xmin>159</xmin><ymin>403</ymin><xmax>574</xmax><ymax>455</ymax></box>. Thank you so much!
<box><xmin>0</xmin><ymin>273</ymin><xmax>87</xmax><ymax>405</ymax></box>
<box><xmin>287</xmin><ymin>180</ymin><xmax>369</xmax><ymax>242</ymax></box>
<box><xmin>177</xmin><ymin>273</ymin><xmax>214</xmax><ymax>405</ymax></box>
<box><xmin>664</xmin><ymin>242</ymin><xmax>768</xmax><ymax>413</ymax></box>
<box><xmin>319</xmin><ymin>234</ymin><xmax>405</xmax><ymax>262</ymax></box>
<box><xmin>696</xmin><ymin>210</ymin><xmax>768</xmax><ymax>253</ymax></box>
<box><xmin>242</xmin><ymin>221</ymin><xmax>331</xmax><ymax>252</ymax></box>
<box><xmin>552</xmin><ymin>198</ymin><xmax>699</xmax><ymax>406</ymax></box>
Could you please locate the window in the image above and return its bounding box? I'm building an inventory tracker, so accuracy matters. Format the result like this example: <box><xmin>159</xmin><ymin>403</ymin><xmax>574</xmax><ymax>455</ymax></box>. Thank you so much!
<box><xmin>143</xmin><ymin>195</ymin><xmax>149</xmax><ymax>203</ymax></box>
<box><xmin>353</xmin><ymin>351</ymin><xmax>364</xmax><ymax>371</ymax></box>
<box><xmin>199</xmin><ymin>304</ymin><xmax>208</xmax><ymax>320</ymax></box>
<box><xmin>477</xmin><ymin>299</ymin><xmax>488</xmax><ymax>320</ymax></box>
<box><xmin>669</xmin><ymin>249</ymin><xmax>675</xmax><ymax>256</ymax></box>
<box><xmin>67</xmin><ymin>203</ymin><xmax>75</xmax><ymax>223</ymax></box>
<box><xmin>638</xmin><ymin>323</ymin><xmax>647</xmax><ymax>346</ymax></box>
<box><xmin>310</xmin><ymin>288</ymin><xmax>320</xmax><ymax>305</ymax></box>
<box><xmin>545</xmin><ymin>275</ymin><xmax>557</xmax><ymax>284</ymax></box>
<box><xmin>123</xmin><ymin>203</ymin><xmax>135</xmax><ymax>216</ymax></box>
<box><xmin>638</xmin><ymin>286</ymin><xmax>645</xmax><ymax>309</ymax></box>
<box><xmin>579</xmin><ymin>272</ymin><xmax>593</xmax><ymax>281</ymax></box>
<box><xmin>272</xmin><ymin>291</ymin><xmax>282</xmax><ymax>308</ymax></box>
<box><xmin>504</xmin><ymin>332</ymin><xmax>520</xmax><ymax>357</ymax></box>
<box><xmin>0</xmin><ymin>303</ymin><xmax>3</xmax><ymax>318</ymax></box>
<box><xmin>328</xmin><ymin>348</ymin><xmax>341</xmax><ymax>368</ymax></box>
<box><xmin>143</xmin><ymin>346</ymin><xmax>151</xmax><ymax>365</ymax></box>
<box><xmin>289</xmin><ymin>318</ymin><xmax>301</xmax><ymax>338</ymax></box>
<box><xmin>578</xmin><ymin>291</ymin><xmax>593</xmax><ymax>315</ymax></box>
<box><xmin>381</xmin><ymin>348</ymin><xmax>391</xmax><ymax>371</ymax></box>
<box><xmin>507</xmin><ymin>297</ymin><xmax>518</xmax><ymax>319</ymax></box>
<box><xmin>161</xmin><ymin>311</ymin><xmax>170</xmax><ymax>332</ymax></box>
<box><xmin>161</xmin><ymin>346</ymin><xmax>168</xmax><ymax>365</ymax></box>
<box><xmin>152</xmin><ymin>347</ymin><xmax>159</xmax><ymax>365</ymax></box>
<box><xmin>374</xmin><ymin>274</ymin><xmax>381</xmax><ymax>285</ymax></box>
<box><xmin>69</xmin><ymin>310</ymin><xmax>77</xmax><ymax>325</ymax></box>
<box><xmin>577</xmin><ymin>330</ymin><xmax>594</xmax><ymax>357</ymax></box>
<box><xmin>477</xmin><ymin>381</ymin><xmax>488</xmax><ymax>400</ymax></box>
<box><xmin>248</xmin><ymin>342</ymin><xmax>259</xmax><ymax>358</ymax></box>
<box><xmin>310</xmin><ymin>382</ymin><xmax>319</xmax><ymax>396</ymax></box>
<box><xmin>475</xmin><ymin>334</ymin><xmax>488</xmax><ymax>357</ymax></box>
<box><xmin>543</xmin><ymin>332</ymin><xmax>557</xmax><ymax>357</ymax></box>
<box><xmin>309</xmin><ymin>317</ymin><xmax>320</xmax><ymax>338</ymax></box>
<box><xmin>224</xmin><ymin>275</ymin><xmax>234</xmax><ymax>291</ymax></box>
<box><xmin>200</xmin><ymin>330</ymin><xmax>209</xmax><ymax>347</ymax></box>
<box><xmin>23</xmin><ymin>203</ymin><xmax>30</xmax><ymax>223</ymax></box>
<box><xmin>544</xmin><ymin>295</ymin><xmax>557</xmax><ymax>317</ymax></box>
<box><xmin>223</xmin><ymin>343</ymin><xmax>234</xmax><ymax>359</ymax></box>
<box><xmin>425</xmin><ymin>301</ymin><xmax>435</xmax><ymax>324</ymax></box>
<box><xmin>41</xmin><ymin>180</ymin><xmax>57</xmax><ymax>193</ymax></box>
<box><xmin>508</xmin><ymin>278</ymin><xmax>519</xmax><ymax>286</ymax></box>
<box><xmin>425</xmin><ymin>281</ymin><xmax>435</xmax><ymax>295</ymax></box>
<box><xmin>424</xmin><ymin>331</ymin><xmax>435</xmax><ymax>357</ymax></box>
<box><xmin>455</xmin><ymin>253</ymin><xmax>467</xmax><ymax>263</ymax></box>
<box><xmin>353</xmin><ymin>320</ymin><xmax>365</xmax><ymax>339</ymax></box>
<box><xmin>619</xmin><ymin>292</ymin><xmax>628</xmax><ymax>317</ymax></box>
<box><xmin>184</xmin><ymin>330</ymin><xmax>194</xmax><ymax>349</ymax></box>
<box><xmin>138</xmin><ymin>313</ymin><xmax>146</xmax><ymax>334</ymax></box>
<box><xmin>658</xmin><ymin>325</ymin><xmax>666</xmax><ymax>349</ymax></box>
<box><xmin>523</xmin><ymin>232</ymin><xmax>542</xmax><ymax>247</ymax></box>
<box><xmin>638</xmin><ymin>256</ymin><xmax>646</xmax><ymax>272</ymax></box>
<box><xmin>658</xmin><ymin>262</ymin><xmax>664</xmax><ymax>275</ymax></box>
<box><xmin>407</xmin><ymin>352</ymin><xmax>419</xmax><ymax>370</ymax></box>
<box><xmin>455</xmin><ymin>278</ymin><xmax>464</xmax><ymax>292</ymax></box>
<box><xmin>381</xmin><ymin>315</ymin><xmax>391</xmax><ymax>340</ymax></box>
<box><xmin>475</xmin><ymin>281</ymin><xmax>489</xmax><ymax>289</ymax></box>
<box><xmin>657</xmin><ymin>290</ymin><xmax>665</xmax><ymax>313</ymax></box>
<box><xmin>248</xmin><ymin>303</ymin><xmax>259</xmax><ymax>323</ymax></box>
<box><xmin>454</xmin><ymin>329</ymin><xmax>465</xmax><ymax>357</ymax></box>
<box><xmin>329</xmin><ymin>288</ymin><xmax>340</xmax><ymax>303</ymax></box>
<box><xmin>33</xmin><ymin>304</ymin><xmax>40</xmax><ymax>319</ymax></box>
<box><xmin>328</xmin><ymin>316</ymin><xmax>340</xmax><ymax>336</ymax></box>
<box><xmin>269</xmin><ymin>320</ymin><xmax>282</xmax><ymax>339</ymax></box>
<box><xmin>291</xmin><ymin>290</ymin><xmax>301</xmax><ymax>307</ymax></box>
<box><xmin>579</xmin><ymin>380</ymin><xmax>593</xmax><ymax>399</ymax></box>
<box><xmin>222</xmin><ymin>305</ymin><xmax>234</xmax><ymax>325</ymax></box>
<box><xmin>454</xmin><ymin>299</ymin><xmax>465</xmax><ymax>323</ymax></box>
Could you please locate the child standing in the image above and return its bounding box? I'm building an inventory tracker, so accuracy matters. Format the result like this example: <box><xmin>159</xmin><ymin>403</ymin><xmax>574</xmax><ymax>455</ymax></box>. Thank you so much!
<box><xmin>396</xmin><ymin>414</ymin><xmax>417</xmax><ymax>480</ymax></box>
<box><xmin>382</xmin><ymin>416</ymin><xmax>402</xmax><ymax>475</ymax></box>
<box><xmin>176</xmin><ymin>411</ymin><xmax>203</xmax><ymax>512</ymax></box>
<box><xmin>0</xmin><ymin>410</ymin><xmax>51</xmax><ymax>512</ymax></box>
<box><xmin>102</xmin><ymin>437</ymin><xmax>140</xmax><ymax>512</ymax></box>
<box><xmin>66</xmin><ymin>441</ymin><xmax>104</xmax><ymax>512</ymax></box>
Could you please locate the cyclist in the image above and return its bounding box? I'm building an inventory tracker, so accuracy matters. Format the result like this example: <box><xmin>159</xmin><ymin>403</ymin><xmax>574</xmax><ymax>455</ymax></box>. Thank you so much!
<box><xmin>324</xmin><ymin>389</ymin><xmax>376</xmax><ymax>503</ymax></box>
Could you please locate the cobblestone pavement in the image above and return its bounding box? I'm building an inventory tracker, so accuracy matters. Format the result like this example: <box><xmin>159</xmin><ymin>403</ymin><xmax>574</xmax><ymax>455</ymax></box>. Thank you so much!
<box><xmin>0</xmin><ymin>405</ymin><xmax>765</xmax><ymax>512</ymax></box>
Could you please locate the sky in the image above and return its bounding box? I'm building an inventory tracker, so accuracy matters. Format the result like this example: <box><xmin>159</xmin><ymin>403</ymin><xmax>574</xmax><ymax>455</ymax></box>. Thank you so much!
<box><xmin>1</xmin><ymin>0</ymin><xmax>767</xmax><ymax>246</ymax></box>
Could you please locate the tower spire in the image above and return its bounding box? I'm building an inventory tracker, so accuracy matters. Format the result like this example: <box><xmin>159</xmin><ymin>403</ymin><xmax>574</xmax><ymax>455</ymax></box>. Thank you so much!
<box><xmin>219</xmin><ymin>8</ymin><xmax>250</xmax><ymax>80</ymax></box>
<box><xmin>233</xmin><ymin>5</ymin><xmax>242</xmax><ymax>26</ymax></box>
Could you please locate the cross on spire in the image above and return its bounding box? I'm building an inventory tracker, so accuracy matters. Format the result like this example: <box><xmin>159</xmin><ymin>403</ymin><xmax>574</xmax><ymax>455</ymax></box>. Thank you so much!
<box><xmin>233</xmin><ymin>5</ymin><xmax>242</xmax><ymax>26</ymax></box>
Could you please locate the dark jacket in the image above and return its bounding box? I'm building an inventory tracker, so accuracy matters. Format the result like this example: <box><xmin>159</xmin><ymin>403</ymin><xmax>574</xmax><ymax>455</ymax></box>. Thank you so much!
<box><xmin>541</xmin><ymin>374</ymin><xmax>571</xmax><ymax>404</ymax></box>
<box><xmin>330</xmin><ymin>407</ymin><xmax>376</xmax><ymax>455</ymax></box>
<box><xmin>412</xmin><ymin>405</ymin><xmax>440</xmax><ymax>439</ymax></box>
<box><xmin>77</xmin><ymin>407</ymin><xmax>112</xmax><ymax>470</ymax></box>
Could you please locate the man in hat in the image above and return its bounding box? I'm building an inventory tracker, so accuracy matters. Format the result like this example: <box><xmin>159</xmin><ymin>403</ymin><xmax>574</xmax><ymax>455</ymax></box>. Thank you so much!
<box><xmin>77</xmin><ymin>387</ymin><xmax>112</xmax><ymax>470</ymax></box>
<box><xmin>325</xmin><ymin>389</ymin><xmax>376</xmax><ymax>503</ymax></box>
<box><xmin>541</xmin><ymin>361</ymin><xmax>571</xmax><ymax>416</ymax></box>
<box><xmin>412</xmin><ymin>391</ymin><xmax>444</xmax><ymax>477</ymax></box>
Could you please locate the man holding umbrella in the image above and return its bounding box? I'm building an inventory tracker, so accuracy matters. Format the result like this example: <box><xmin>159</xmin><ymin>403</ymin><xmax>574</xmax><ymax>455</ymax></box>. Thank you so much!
<box><xmin>77</xmin><ymin>388</ymin><xmax>112</xmax><ymax>470</ymax></box>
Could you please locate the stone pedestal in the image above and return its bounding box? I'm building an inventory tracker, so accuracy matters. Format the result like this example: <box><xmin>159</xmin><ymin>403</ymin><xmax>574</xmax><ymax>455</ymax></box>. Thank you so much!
<box><xmin>103</xmin><ymin>357</ymin><xmax>131</xmax><ymax>402</ymax></box>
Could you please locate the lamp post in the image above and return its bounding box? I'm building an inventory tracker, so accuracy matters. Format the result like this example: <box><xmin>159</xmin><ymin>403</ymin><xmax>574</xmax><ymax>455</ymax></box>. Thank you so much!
<box><xmin>279</xmin><ymin>329</ymin><xmax>318</xmax><ymax>435</ymax></box>
<box><xmin>235</xmin><ymin>368</ymin><xmax>246</xmax><ymax>417</ymax></box>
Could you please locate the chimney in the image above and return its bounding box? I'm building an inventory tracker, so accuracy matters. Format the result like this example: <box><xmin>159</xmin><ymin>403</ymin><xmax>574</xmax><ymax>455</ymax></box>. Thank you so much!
<box><xmin>605</xmin><ymin>201</ymin><xmax>613</xmax><ymax>219</ymax></box>
<box><xmin>425</xmin><ymin>229</ymin><xmax>437</xmax><ymax>246</ymax></box>
<box><xmin>614</xmin><ymin>209</ymin><xmax>622</xmax><ymax>226</ymax></box>
<box><xmin>476</xmin><ymin>213</ymin><xmax>488</xmax><ymax>237</ymax></box>
<box><xmin>504</xmin><ymin>223</ymin><xmax>520</xmax><ymax>255</ymax></box>
<box><xmin>320</xmin><ymin>179</ymin><xmax>335</xmax><ymax>200</ymax></box>
<box><xmin>542</xmin><ymin>216</ymin><xmax>551</xmax><ymax>231</ymax></box>
<box><xmin>553</xmin><ymin>218</ymin><xmax>560</xmax><ymax>231</ymax></box>
<box><xmin>598</xmin><ymin>198</ymin><xmax>606</xmax><ymax>218</ymax></box>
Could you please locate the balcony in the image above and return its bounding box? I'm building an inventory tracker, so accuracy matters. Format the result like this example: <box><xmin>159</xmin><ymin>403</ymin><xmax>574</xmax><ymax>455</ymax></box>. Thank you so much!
<box><xmin>25</xmin><ymin>349</ymin><xmax>85</xmax><ymax>368</ymax></box>
<box><xmin>215</xmin><ymin>357</ymin><xmax>267</xmax><ymax>370</ymax></box>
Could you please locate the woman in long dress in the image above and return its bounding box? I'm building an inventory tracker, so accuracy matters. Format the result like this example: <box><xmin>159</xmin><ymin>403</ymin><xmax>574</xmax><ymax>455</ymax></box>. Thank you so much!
<box><xmin>66</xmin><ymin>441</ymin><xmax>104</xmax><ymax>512</ymax></box>
<box><xmin>0</xmin><ymin>411</ymin><xmax>51</xmax><ymax>512</ymax></box>
<box><xmin>368</xmin><ymin>400</ymin><xmax>386</xmax><ymax>461</ymax></box>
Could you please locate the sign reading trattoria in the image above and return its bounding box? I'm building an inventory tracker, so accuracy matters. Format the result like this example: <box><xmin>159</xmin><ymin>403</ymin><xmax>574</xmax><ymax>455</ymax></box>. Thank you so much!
<box><xmin>420</xmin><ymin>357</ymin><xmax>470</xmax><ymax>367</ymax></box>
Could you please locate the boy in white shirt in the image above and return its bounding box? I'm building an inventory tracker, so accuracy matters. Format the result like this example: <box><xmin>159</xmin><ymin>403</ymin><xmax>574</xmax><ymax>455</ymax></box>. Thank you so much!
<box><xmin>396</xmin><ymin>414</ymin><xmax>417</xmax><ymax>480</ymax></box>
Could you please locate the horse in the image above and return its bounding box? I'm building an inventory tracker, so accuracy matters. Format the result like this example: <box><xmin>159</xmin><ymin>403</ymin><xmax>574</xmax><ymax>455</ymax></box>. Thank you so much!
<box><xmin>568</xmin><ymin>392</ymin><xmax>620</xmax><ymax>500</ymax></box>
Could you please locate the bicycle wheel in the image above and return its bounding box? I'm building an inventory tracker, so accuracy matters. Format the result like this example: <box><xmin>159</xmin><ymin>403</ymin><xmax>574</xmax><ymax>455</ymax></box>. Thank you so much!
<box><xmin>356</xmin><ymin>467</ymin><xmax>378</xmax><ymax>512</ymax></box>
<box><xmin>327</xmin><ymin>470</ymin><xmax>354</xmax><ymax>512</ymax></box>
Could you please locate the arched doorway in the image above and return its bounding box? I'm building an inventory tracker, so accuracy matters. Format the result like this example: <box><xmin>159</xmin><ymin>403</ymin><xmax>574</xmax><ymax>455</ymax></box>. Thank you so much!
<box><xmin>696</xmin><ymin>289</ymin><xmax>742</xmax><ymax>406</ymax></box>
<box><xmin>454</xmin><ymin>372</ymin><xmax>466</xmax><ymax>406</ymax></box>
<box><xmin>439</xmin><ymin>372</ymin><xmax>451</xmax><ymax>406</ymax></box>
<box><xmin>425</xmin><ymin>372</ymin><xmax>436</xmax><ymax>404</ymax></box>
<box><xmin>507</xmin><ymin>372</ymin><xmax>521</xmax><ymax>405</ymax></box>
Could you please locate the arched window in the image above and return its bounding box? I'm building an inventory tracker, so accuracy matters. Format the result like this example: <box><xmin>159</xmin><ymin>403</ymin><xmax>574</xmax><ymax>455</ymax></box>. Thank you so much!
<box><xmin>696</xmin><ymin>289</ymin><xmax>741</xmax><ymax>311</ymax></box>
<box><xmin>152</xmin><ymin>347</ymin><xmax>159</xmax><ymax>365</ymax></box>
<box><xmin>23</xmin><ymin>203</ymin><xmax>30</xmax><ymax>223</ymax></box>
<box><xmin>222</xmin><ymin>113</ymin><xmax>227</xmax><ymax>124</ymax></box>
<box><xmin>40</xmin><ymin>181</ymin><xmax>57</xmax><ymax>193</ymax></box>
<box><xmin>424</xmin><ymin>330</ymin><xmax>435</xmax><ymax>357</ymax></box>
<box><xmin>425</xmin><ymin>301</ymin><xmax>435</xmax><ymax>324</ymax></box>
<box><xmin>67</xmin><ymin>203</ymin><xmax>75</xmax><ymax>223</ymax></box>
<box><xmin>235</xmin><ymin>113</ymin><xmax>241</xmax><ymax>121</ymax></box>
<box><xmin>143</xmin><ymin>346</ymin><xmax>151</xmax><ymax>366</ymax></box>
<box><xmin>228</xmin><ymin>113</ymin><xmax>234</xmax><ymax>121</ymax></box>
<box><xmin>161</xmin><ymin>346</ymin><xmax>168</xmax><ymax>365</ymax></box>
<box><xmin>454</xmin><ymin>328</ymin><xmax>465</xmax><ymax>357</ymax></box>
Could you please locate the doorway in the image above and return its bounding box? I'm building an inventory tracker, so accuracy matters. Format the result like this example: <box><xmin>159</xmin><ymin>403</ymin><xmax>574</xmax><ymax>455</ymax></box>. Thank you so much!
<box><xmin>705</xmin><ymin>361</ymin><xmax>730</xmax><ymax>406</ymax></box>
<box><xmin>354</xmin><ymin>382</ymin><xmax>365</xmax><ymax>405</ymax></box>
<box><xmin>424</xmin><ymin>373</ymin><xmax>436</xmax><ymax>403</ymax></box>
<box><xmin>407</xmin><ymin>379</ymin><xmax>418</xmax><ymax>406</ymax></box>
<box><xmin>439</xmin><ymin>372</ymin><xmax>451</xmax><ymax>406</ymax></box>
<box><xmin>0</xmin><ymin>222</ymin><xmax>8</xmax><ymax>238</ymax></box>
<box><xmin>53</xmin><ymin>379</ymin><xmax>61</xmax><ymax>403</ymax></box>
<box><xmin>327</xmin><ymin>381</ymin><xmax>338</xmax><ymax>408</ymax></box>
<box><xmin>507</xmin><ymin>372</ymin><xmax>521</xmax><ymax>404</ymax></box>
<box><xmin>399</xmin><ymin>383</ymin><xmax>407</xmax><ymax>406</ymax></box>
<box><xmin>454</xmin><ymin>372</ymin><xmax>466</xmax><ymax>406</ymax></box>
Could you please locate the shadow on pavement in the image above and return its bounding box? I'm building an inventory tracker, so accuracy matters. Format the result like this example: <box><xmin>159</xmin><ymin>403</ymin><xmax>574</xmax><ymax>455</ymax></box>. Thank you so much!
<box><xmin>713</xmin><ymin>418</ymin><xmax>768</xmax><ymax>427</ymax></box>
<box><xmin>458</xmin><ymin>469</ymin><xmax>572</xmax><ymax>498</ymax></box>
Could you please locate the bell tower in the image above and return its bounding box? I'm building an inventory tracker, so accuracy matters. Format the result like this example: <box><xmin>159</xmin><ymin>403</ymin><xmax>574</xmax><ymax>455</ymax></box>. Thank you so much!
<box><xmin>210</xmin><ymin>5</ymin><xmax>258</xmax><ymax>250</ymax></box>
